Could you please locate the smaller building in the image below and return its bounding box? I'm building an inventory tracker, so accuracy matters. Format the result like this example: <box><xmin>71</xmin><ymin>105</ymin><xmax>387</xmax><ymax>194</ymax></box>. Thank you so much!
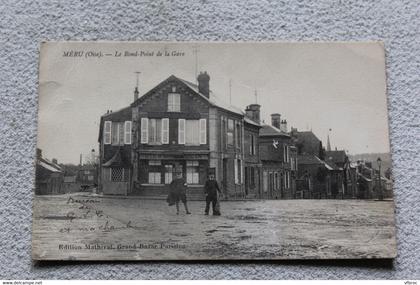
<box><xmin>35</xmin><ymin>149</ymin><xmax>64</xmax><ymax>195</ymax></box>
<box><xmin>77</xmin><ymin>165</ymin><xmax>98</xmax><ymax>186</ymax></box>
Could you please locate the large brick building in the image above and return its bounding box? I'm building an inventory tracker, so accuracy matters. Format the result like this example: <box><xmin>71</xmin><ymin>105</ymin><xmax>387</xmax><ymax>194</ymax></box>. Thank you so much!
<box><xmin>98</xmin><ymin>72</ymin><xmax>249</xmax><ymax>198</ymax></box>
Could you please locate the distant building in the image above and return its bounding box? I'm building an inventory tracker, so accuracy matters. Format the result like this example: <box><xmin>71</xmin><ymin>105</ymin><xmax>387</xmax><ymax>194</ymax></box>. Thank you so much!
<box><xmin>35</xmin><ymin>149</ymin><xmax>64</xmax><ymax>195</ymax></box>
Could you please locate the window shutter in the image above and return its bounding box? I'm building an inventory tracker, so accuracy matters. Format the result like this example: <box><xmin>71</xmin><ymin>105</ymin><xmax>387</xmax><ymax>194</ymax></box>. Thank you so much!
<box><xmin>161</xmin><ymin>118</ymin><xmax>169</xmax><ymax>144</ymax></box>
<box><xmin>104</xmin><ymin>121</ymin><xmax>112</xmax><ymax>144</ymax></box>
<box><xmin>199</xmin><ymin>119</ymin><xmax>206</xmax><ymax>144</ymax></box>
<box><xmin>118</xmin><ymin>122</ymin><xmax>124</xmax><ymax>145</ymax></box>
<box><xmin>168</xmin><ymin>94</ymin><xmax>173</xmax><ymax>111</ymax></box>
<box><xmin>141</xmin><ymin>118</ymin><xmax>148</xmax><ymax>144</ymax></box>
<box><xmin>124</xmin><ymin>121</ymin><xmax>132</xmax><ymax>144</ymax></box>
<box><xmin>178</xmin><ymin>119</ymin><xmax>185</xmax><ymax>144</ymax></box>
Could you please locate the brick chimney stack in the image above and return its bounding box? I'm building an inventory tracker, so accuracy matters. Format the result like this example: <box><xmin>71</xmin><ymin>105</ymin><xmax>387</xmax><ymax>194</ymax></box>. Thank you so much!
<box><xmin>197</xmin><ymin>71</ymin><xmax>210</xmax><ymax>98</ymax></box>
<box><xmin>245</xmin><ymin>104</ymin><xmax>261</xmax><ymax>124</ymax></box>
<box><xmin>280</xmin><ymin>119</ymin><xmax>288</xmax><ymax>132</ymax></box>
<box><xmin>271</xmin><ymin>113</ymin><xmax>281</xmax><ymax>129</ymax></box>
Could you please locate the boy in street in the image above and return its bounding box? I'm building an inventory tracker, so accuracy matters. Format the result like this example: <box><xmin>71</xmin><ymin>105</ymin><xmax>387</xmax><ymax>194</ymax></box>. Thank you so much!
<box><xmin>169</xmin><ymin>172</ymin><xmax>191</xmax><ymax>215</ymax></box>
<box><xmin>204</xmin><ymin>174</ymin><xmax>222</xmax><ymax>215</ymax></box>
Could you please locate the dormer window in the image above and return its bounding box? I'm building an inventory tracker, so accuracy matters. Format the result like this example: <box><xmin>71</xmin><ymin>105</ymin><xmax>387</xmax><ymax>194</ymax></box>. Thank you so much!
<box><xmin>168</xmin><ymin>93</ymin><xmax>180</xmax><ymax>112</ymax></box>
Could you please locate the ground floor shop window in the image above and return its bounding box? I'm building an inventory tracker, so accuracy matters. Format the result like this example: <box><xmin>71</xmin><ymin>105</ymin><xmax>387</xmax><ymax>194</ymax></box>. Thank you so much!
<box><xmin>186</xmin><ymin>161</ymin><xmax>199</xmax><ymax>184</ymax></box>
<box><xmin>165</xmin><ymin>164</ymin><xmax>173</xmax><ymax>184</ymax></box>
<box><xmin>148</xmin><ymin>160</ymin><xmax>162</xmax><ymax>184</ymax></box>
<box><xmin>148</xmin><ymin>172</ymin><xmax>161</xmax><ymax>184</ymax></box>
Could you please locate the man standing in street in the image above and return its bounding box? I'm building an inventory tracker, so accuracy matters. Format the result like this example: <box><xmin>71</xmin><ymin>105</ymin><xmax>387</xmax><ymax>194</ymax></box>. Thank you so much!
<box><xmin>204</xmin><ymin>174</ymin><xmax>222</xmax><ymax>216</ymax></box>
<box><xmin>169</xmin><ymin>172</ymin><xmax>191</xmax><ymax>215</ymax></box>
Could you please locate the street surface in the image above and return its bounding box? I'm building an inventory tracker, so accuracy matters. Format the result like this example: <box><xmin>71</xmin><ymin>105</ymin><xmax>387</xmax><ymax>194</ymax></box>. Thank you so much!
<box><xmin>32</xmin><ymin>193</ymin><xmax>397</xmax><ymax>260</ymax></box>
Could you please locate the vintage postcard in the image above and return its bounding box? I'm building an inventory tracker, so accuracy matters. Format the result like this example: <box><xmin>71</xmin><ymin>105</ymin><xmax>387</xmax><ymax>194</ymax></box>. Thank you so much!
<box><xmin>32</xmin><ymin>41</ymin><xmax>397</xmax><ymax>260</ymax></box>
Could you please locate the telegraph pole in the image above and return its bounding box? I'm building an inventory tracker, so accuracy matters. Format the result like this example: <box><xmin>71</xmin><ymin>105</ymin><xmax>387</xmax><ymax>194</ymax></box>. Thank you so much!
<box><xmin>193</xmin><ymin>45</ymin><xmax>199</xmax><ymax>82</ymax></box>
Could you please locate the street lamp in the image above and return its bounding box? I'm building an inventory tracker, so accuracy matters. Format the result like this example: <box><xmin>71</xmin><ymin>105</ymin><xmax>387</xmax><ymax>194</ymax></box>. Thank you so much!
<box><xmin>377</xmin><ymin>157</ymin><xmax>383</xmax><ymax>200</ymax></box>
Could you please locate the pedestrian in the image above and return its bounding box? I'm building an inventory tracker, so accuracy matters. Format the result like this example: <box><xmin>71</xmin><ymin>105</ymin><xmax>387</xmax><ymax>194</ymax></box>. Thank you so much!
<box><xmin>169</xmin><ymin>172</ymin><xmax>191</xmax><ymax>215</ymax></box>
<box><xmin>204</xmin><ymin>174</ymin><xmax>222</xmax><ymax>216</ymax></box>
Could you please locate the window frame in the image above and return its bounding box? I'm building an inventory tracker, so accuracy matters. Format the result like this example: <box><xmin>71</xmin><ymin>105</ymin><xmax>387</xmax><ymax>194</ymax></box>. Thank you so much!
<box><xmin>168</xmin><ymin>93</ymin><xmax>181</xmax><ymax>112</ymax></box>
<box><xmin>124</xmin><ymin>121</ymin><xmax>132</xmax><ymax>145</ymax></box>
<box><xmin>141</xmin><ymin>118</ymin><xmax>148</xmax><ymax>144</ymax></box>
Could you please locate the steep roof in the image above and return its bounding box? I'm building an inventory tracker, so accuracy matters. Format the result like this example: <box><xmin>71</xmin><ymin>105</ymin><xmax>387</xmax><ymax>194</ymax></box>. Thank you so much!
<box><xmin>297</xmin><ymin>154</ymin><xmax>324</xmax><ymax>165</ymax></box>
<box><xmin>325</xmin><ymin>150</ymin><xmax>347</xmax><ymax>164</ymax></box>
<box><xmin>297</xmin><ymin>154</ymin><xmax>334</xmax><ymax>170</ymax></box>
<box><xmin>295</xmin><ymin>131</ymin><xmax>321</xmax><ymax>144</ymax></box>
<box><xmin>260</xmin><ymin>124</ymin><xmax>290</xmax><ymax>137</ymax></box>
<box><xmin>244</xmin><ymin>117</ymin><xmax>262</xmax><ymax>128</ymax></box>
<box><xmin>132</xmin><ymin>75</ymin><xmax>244</xmax><ymax>116</ymax></box>
<box><xmin>38</xmin><ymin>158</ymin><xmax>63</xmax><ymax>173</ymax></box>
<box><xmin>177</xmin><ymin>77</ymin><xmax>244</xmax><ymax>115</ymax></box>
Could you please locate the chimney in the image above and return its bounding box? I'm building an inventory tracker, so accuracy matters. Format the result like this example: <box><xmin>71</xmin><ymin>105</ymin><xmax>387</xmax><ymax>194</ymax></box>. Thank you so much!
<box><xmin>134</xmin><ymin>87</ymin><xmax>139</xmax><ymax>101</ymax></box>
<box><xmin>271</xmin><ymin>113</ymin><xmax>281</xmax><ymax>129</ymax></box>
<box><xmin>52</xmin><ymin>158</ymin><xmax>58</xmax><ymax>165</ymax></box>
<box><xmin>197</xmin><ymin>71</ymin><xmax>210</xmax><ymax>98</ymax></box>
<box><xmin>280</xmin><ymin>120</ymin><xmax>288</xmax><ymax>132</ymax></box>
<box><xmin>245</xmin><ymin>104</ymin><xmax>261</xmax><ymax>124</ymax></box>
<box><xmin>36</xmin><ymin>148</ymin><xmax>42</xmax><ymax>160</ymax></box>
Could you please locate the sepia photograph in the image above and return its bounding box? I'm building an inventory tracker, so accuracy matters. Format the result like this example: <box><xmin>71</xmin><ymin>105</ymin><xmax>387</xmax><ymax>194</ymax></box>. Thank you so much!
<box><xmin>32</xmin><ymin>41</ymin><xmax>397</xmax><ymax>260</ymax></box>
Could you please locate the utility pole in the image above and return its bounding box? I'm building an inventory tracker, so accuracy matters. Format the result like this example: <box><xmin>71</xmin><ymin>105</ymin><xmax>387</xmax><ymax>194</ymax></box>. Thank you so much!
<box><xmin>254</xmin><ymin>89</ymin><xmax>258</xmax><ymax>104</ymax></box>
<box><xmin>193</xmin><ymin>45</ymin><xmax>199</xmax><ymax>83</ymax></box>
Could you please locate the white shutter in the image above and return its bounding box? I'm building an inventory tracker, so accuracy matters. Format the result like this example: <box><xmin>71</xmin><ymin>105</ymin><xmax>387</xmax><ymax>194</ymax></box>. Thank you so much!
<box><xmin>124</xmin><ymin>121</ymin><xmax>132</xmax><ymax>144</ymax></box>
<box><xmin>199</xmin><ymin>118</ymin><xmax>207</xmax><ymax>144</ymax></box>
<box><xmin>178</xmin><ymin>119</ymin><xmax>185</xmax><ymax>144</ymax></box>
<box><xmin>141</xmin><ymin>118</ymin><xmax>148</xmax><ymax>144</ymax></box>
<box><xmin>240</xmin><ymin>159</ymin><xmax>243</xmax><ymax>184</ymax></box>
<box><xmin>168</xmin><ymin>94</ymin><xmax>173</xmax><ymax>111</ymax></box>
<box><xmin>104</xmin><ymin>121</ymin><xmax>112</xmax><ymax>144</ymax></box>
<box><xmin>161</xmin><ymin>118</ymin><xmax>169</xmax><ymax>144</ymax></box>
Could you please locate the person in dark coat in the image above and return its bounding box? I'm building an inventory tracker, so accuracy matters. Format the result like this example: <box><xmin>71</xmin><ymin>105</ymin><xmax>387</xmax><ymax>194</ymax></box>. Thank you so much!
<box><xmin>169</xmin><ymin>172</ymin><xmax>191</xmax><ymax>215</ymax></box>
<box><xmin>204</xmin><ymin>174</ymin><xmax>222</xmax><ymax>215</ymax></box>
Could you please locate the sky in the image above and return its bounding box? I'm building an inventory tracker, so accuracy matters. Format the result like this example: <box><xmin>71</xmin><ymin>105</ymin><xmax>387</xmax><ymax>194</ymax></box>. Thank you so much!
<box><xmin>37</xmin><ymin>42</ymin><xmax>391</xmax><ymax>164</ymax></box>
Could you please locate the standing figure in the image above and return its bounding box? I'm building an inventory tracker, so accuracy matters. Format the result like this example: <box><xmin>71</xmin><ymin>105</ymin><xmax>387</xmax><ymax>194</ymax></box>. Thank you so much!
<box><xmin>204</xmin><ymin>174</ymin><xmax>222</xmax><ymax>215</ymax></box>
<box><xmin>169</xmin><ymin>172</ymin><xmax>191</xmax><ymax>215</ymax></box>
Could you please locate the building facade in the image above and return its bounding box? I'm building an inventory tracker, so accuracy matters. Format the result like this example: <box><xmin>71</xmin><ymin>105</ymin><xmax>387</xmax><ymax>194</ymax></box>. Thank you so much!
<box><xmin>98</xmin><ymin>73</ymin><xmax>248</xmax><ymax>198</ymax></box>
<box><xmin>257</xmin><ymin>112</ymin><xmax>296</xmax><ymax>199</ymax></box>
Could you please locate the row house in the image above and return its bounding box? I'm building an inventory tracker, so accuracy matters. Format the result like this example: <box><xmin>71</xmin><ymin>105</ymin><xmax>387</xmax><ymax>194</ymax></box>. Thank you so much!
<box><xmin>243</xmin><ymin>114</ymin><xmax>262</xmax><ymax>198</ymax></box>
<box><xmin>98</xmin><ymin>72</ymin><xmax>248</xmax><ymax>198</ymax></box>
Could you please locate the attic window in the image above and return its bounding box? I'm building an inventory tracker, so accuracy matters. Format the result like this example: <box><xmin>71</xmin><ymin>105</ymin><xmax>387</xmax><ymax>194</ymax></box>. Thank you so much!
<box><xmin>168</xmin><ymin>93</ymin><xmax>180</xmax><ymax>112</ymax></box>
<box><xmin>172</xmin><ymin>86</ymin><xmax>176</xmax><ymax>92</ymax></box>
